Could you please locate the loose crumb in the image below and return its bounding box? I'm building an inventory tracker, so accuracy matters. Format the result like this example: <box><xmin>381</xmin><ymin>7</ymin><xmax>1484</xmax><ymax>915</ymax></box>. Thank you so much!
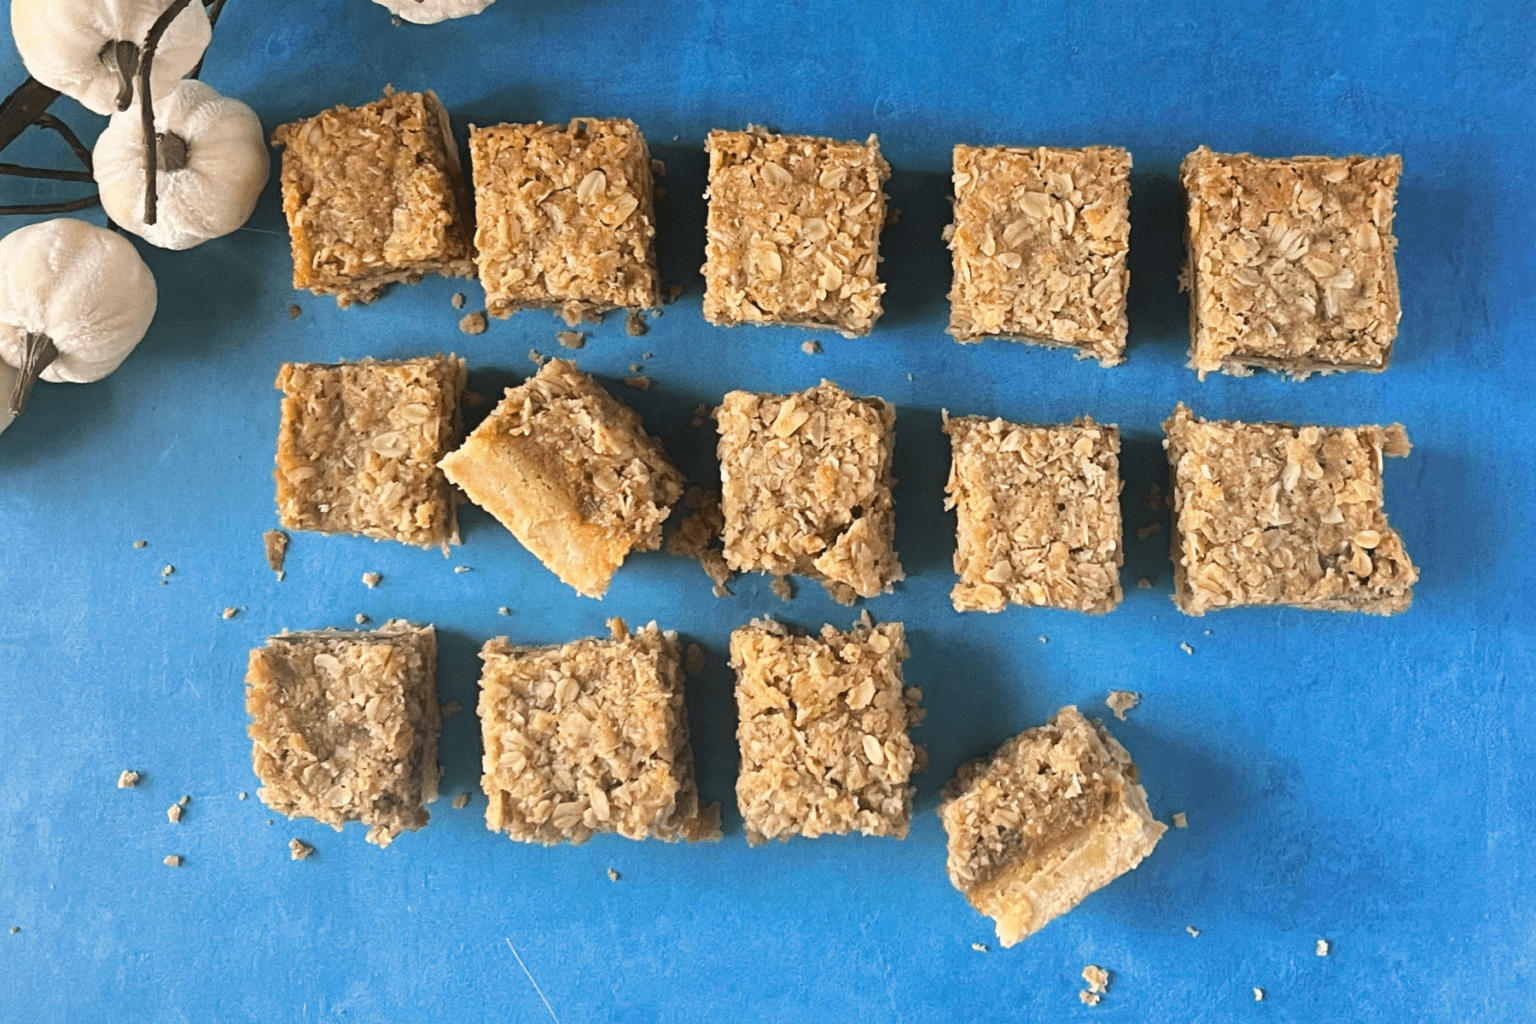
<box><xmin>458</xmin><ymin>311</ymin><xmax>488</xmax><ymax>335</ymax></box>
<box><xmin>607</xmin><ymin>868</ymin><xmax>621</xmax><ymax>881</ymax></box>
<box><xmin>1180</xmin><ymin>642</ymin><xmax>1194</xmax><ymax>655</ymax></box>
<box><xmin>133</xmin><ymin>540</ymin><xmax>147</xmax><ymax>549</ymax></box>
<box><xmin>117</xmin><ymin>770</ymin><xmax>140</xmax><ymax>789</ymax></box>
<box><xmin>1316</xmin><ymin>939</ymin><xmax>1330</xmax><ymax>956</ymax></box>
<box><xmin>160</xmin><ymin>565</ymin><xmax>174</xmax><ymax>577</ymax></box>
<box><xmin>528</xmin><ymin>348</ymin><xmax>547</xmax><ymax>367</ymax></box>
<box><xmin>971</xmin><ymin>943</ymin><xmax>989</xmax><ymax>953</ymax></box>
<box><xmin>289</xmin><ymin>838</ymin><xmax>313</xmax><ymax>861</ymax></box>
<box><xmin>1187</xmin><ymin>925</ymin><xmax>1201</xmax><ymax>937</ymax></box>
<box><xmin>222</xmin><ymin>607</ymin><xmax>238</xmax><ymax>620</ymax></box>
<box><xmin>685</xmin><ymin>643</ymin><xmax>705</xmax><ymax>676</ymax></box>
<box><xmin>1145</xmin><ymin>483</ymin><xmax>1163</xmax><ymax>508</ymax></box>
<box><xmin>770</xmin><ymin>576</ymin><xmax>794</xmax><ymax>601</ymax></box>
<box><xmin>498</xmin><ymin>606</ymin><xmax>511</xmax><ymax>616</ymax></box>
<box><xmin>1253</xmin><ymin>988</ymin><xmax>1265</xmax><ymax>1002</ymax></box>
<box><xmin>1038</xmin><ymin>635</ymin><xmax>1048</xmax><ymax>644</ymax></box>
<box><xmin>885</xmin><ymin>207</ymin><xmax>902</xmax><ymax>225</ymax></box>
<box><xmin>1079</xmin><ymin>992</ymin><xmax>1101</xmax><ymax>1007</ymax></box>
<box><xmin>1082</xmin><ymin>965</ymin><xmax>1110</xmax><ymax>994</ymax></box>
<box><xmin>355</xmin><ymin>614</ymin><xmax>369</xmax><ymax>624</ymax></box>
<box><xmin>907</xmin><ymin>372</ymin><xmax>913</xmax><ymax>381</ymax></box>
<box><xmin>665</xmin><ymin>283</ymin><xmax>682</xmax><ymax>304</ymax></box>
<box><xmin>8</xmin><ymin>927</ymin><xmax>16</xmax><ymax>934</ymax></box>
<box><xmin>1136</xmin><ymin>522</ymin><xmax>1163</xmax><ymax>539</ymax></box>
<box><xmin>801</xmin><ymin>339</ymin><xmax>822</xmax><ymax>354</ymax></box>
<box><xmin>629</xmin><ymin>362</ymin><xmax>643</xmax><ymax>372</ymax></box>
<box><xmin>263</xmin><ymin>530</ymin><xmax>289</xmax><ymax>576</ymax></box>
<box><xmin>163</xmin><ymin>855</ymin><xmax>182</xmax><ymax>867</ymax></box>
<box><xmin>451</xmin><ymin>292</ymin><xmax>466</xmax><ymax>309</ymax></box>
<box><xmin>689</xmin><ymin>403</ymin><xmax>708</xmax><ymax>429</ymax></box>
<box><xmin>179</xmin><ymin>795</ymin><xmax>190</xmax><ymax>806</ymax></box>
<box><xmin>238</xmin><ymin>792</ymin><xmax>248</xmax><ymax>800</ymax></box>
<box><xmin>1105</xmin><ymin>690</ymin><xmax>1140</xmax><ymax>720</ymax></box>
<box><xmin>1204</xmin><ymin>629</ymin><xmax>1212</xmax><ymax>636</ymax></box>
<box><xmin>1137</xmin><ymin>577</ymin><xmax>1152</xmax><ymax>589</ymax></box>
<box><xmin>362</xmin><ymin>572</ymin><xmax>381</xmax><ymax>588</ymax></box>
<box><xmin>556</xmin><ymin>330</ymin><xmax>584</xmax><ymax>349</ymax></box>
<box><xmin>453</xmin><ymin>565</ymin><xmax>471</xmax><ymax>574</ymax></box>
<box><xmin>440</xmin><ymin>700</ymin><xmax>462</xmax><ymax>718</ymax></box>
<box><xmin>625</xmin><ymin>375</ymin><xmax>651</xmax><ymax>390</ymax></box>
<box><xmin>642</xmin><ymin>351</ymin><xmax>654</xmax><ymax>359</ymax></box>
<box><xmin>166</xmin><ymin>804</ymin><xmax>183</xmax><ymax>823</ymax></box>
<box><xmin>1172</xmin><ymin>812</ymin><xmax>1188</xmax><ymax>828</ymax></box>
<box><xmin>287</xmin><ymin>304</ymin><xmax>302</xmax><ymax>320</ymax></box>
<box><xmin>626</xmin><ymin>311</ymin><xmax>649</xmax><ymax>336</ymax></box>
<box><xmin>451</xmin><ymin>793</ymin><xmax>470</xmax><ymax>810</ymax></box>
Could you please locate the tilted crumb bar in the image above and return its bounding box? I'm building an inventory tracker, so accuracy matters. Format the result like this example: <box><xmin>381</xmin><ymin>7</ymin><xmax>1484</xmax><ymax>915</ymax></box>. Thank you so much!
<box><xmin>944</xmin><ymin>413</ymin><xmax>1123</xmax><ymax>614</ymax></box>
<box><xmin>732</xmin><ymin>616</ymin><xmax>924</xmax><ymax>844</ymax></box>
<box><xmin>246</xmin><ymin>620</ymin><xmax>441</xmax><ymax>848</ymax></box>
<box><xmin>938</xmin><ymin>706</ymin><xmax>1164</xmax><ymax>947</ymax></box>
<box><xmin>470</xmin><ymin>118</ymin><xmax>660</xmax><ymax>323</ymax></box>
<box><xmin>271</xmin><ymin>87</ymin><xmax>475</xmax><ymax>307</ymax></box>
<box><xmin>1180</xmin><ymin>146</ymin><xmax>1402</xmax><ymax>379</ymax></box>
<box><xmin>1163</xmin><ymin>403</ymin><xmax>1417</xmax><ymax>615</ymax></box>
<box><xmin>274</xmin><ymin>355</ymin><xmax>466</xmax><ymax>551</ymax></box>
<box><xmin>948</xmin><ymin>145</ymin><xmax>1131</xmax><ymax>365</ymax></box>
<box><xmin>438</xmin><ymin>358</ymin><xmax>683</xmax><ymax>598</ymax></box>
<box><xmin>703</xmin><ymin>127</ymin><xmax>890</xmax><ymax>337</ymax></box>
<box><xmin>478</xmin><ymin>618</ymin><xmax>720</xmax><ymax>845</ymax></box>
<box><xmin>716</xmin><ymin>380</ymin><xmax>903</xmax><ymax>603</ymax></box>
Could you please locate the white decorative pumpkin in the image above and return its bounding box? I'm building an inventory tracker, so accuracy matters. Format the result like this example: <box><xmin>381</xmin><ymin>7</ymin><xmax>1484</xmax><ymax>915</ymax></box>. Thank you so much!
<box><xmin>372</xmin><ymin>0</ymin><xmax>496</xmax><ymax>26</ymax></box>
<box><xmin>11</xmin><ymin>0</ymin><xmax>212</xmax><ymax>116</ymax></box>
<box><xmin>94</xmin><ymin>80</ymin><xmax>269</xmax><ymax>250</ymax></box>
<box><xmin>0</xmin><ymin>219</ymin><xmax>158</xmax><ymax>416</ymax></box>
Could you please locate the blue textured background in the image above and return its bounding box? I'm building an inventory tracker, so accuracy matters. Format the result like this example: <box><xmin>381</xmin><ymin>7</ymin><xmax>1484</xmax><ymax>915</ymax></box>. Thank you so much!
<box><xmin>1</xmin><ymin>1</ymin><xmax>1531</xmax><ymax>1020</ymax></box>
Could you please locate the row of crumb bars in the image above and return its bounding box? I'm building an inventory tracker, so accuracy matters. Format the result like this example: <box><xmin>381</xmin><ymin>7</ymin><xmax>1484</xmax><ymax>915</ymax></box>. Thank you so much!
<box><xmin>275</xmin><ymin>354</ymin><xmax>1418</xmax><ymax>616</ymax></box>
<box><xmin>272</xmin><ymin>88</ymin><xmax>1402</xmax><ymax>379</ymax></box>
<box><xmin>247</xmin><ymin>612</ymin><xmax>1163</xmax><ymax>949</ymax></box>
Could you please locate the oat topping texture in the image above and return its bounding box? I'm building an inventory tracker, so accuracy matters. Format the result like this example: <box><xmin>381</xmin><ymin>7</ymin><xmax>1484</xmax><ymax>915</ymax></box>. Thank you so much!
<box><xmin>731</xmin><ymin>616</ymin><xmax>924</xmax><ymax>845</ymax></box>
<box><xmin>944</xmin><ymin>413</ymin><xmax>1123</xmax><ymax>613</ymax></box>
<box><xmin>271</xmin><ymin>88</ymin><xmax>475</xmax><ymax>308</ymax></box>
<box><xmin>1180</xmin><ymin>146</ymin><xmax>1402</xmax><ymax>379</ymax></box>
<box><xmin>702</xmin><ymin>127</ymin><xmax>890</xmax><ymax>337</ymax></box>
<box><xmin>437</xmin><ymin>358</ymin><xmax>684</xmax><ymax>598</ymax></box>
<box><xmin>246</xmin><ymin>620</ymin><xmax>441</xmax><ymax>849</ymax></box>
<box><xmin>1163</xmin><ymin>403</ymin><xmax>1417</xmax><ymax>615</ymax></box>
<box><xmin>716</xmin><ymin>380</ymin><xmax>902</xmax><ymax>603</ymax></box>
<box><xmin>477</xmin><ymin>618</ymin><xmax>720</xmax><ymax>845</ymax></box>
<box><xmin>938</xmin><ymin>706</ymin><xmax>1165</xmax><ymax>947</ymax></box>
<box><xmin>948</xmin><ymin>145</ymin><xmax>1132</xmax><ymax>365</ymax></box>
<box><xmin>274</xmin><ymin>355</ymin><xmax>466</xmax><ymax>552</ymax></box>
<box><xmin>470</xmin><ymin>118</ymin><xmax>660</xmax><ymax>323</ymax></box>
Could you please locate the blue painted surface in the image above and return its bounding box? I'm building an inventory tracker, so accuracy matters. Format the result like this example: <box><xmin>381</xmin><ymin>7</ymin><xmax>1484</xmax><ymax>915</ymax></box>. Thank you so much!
<box><xmin>0</xmin><ymin>1</ymin><xmax>1531</xmax><ymax>1020</ymax></box>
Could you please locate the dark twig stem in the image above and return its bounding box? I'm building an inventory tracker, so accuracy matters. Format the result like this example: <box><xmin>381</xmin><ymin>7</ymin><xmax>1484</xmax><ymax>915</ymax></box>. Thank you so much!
<box><xmin>139</xmin><ymin>0</ymin><xmax>197</xmax><ymax>226</ymax></box>
<box><xmin>0</xmin><ymin>196</ymin><xmax>101</xmax><ymax>216</ymax></box>
<box><xmin>0</xmin><ymin>163</ymin><xmax>94</xmax><ymax>183</ymax></box>
<box><xmin>187</xmin><ymin>0</ymin><xmax>228</xmax><ymax>80</ymax></box>
<box><xmin>32</xmin><ymin>114</ymin><xmax>93</xmax><ymax>172</ymax></box>
<box><xmin>0</xmin><ymin>78</ymin><xmax>60</xmax><ymax>155</ymax></box>
<box><xmin>10</xmin><ymin>332</ymin><xmax>59</xmax><ymax>417</ymax></box>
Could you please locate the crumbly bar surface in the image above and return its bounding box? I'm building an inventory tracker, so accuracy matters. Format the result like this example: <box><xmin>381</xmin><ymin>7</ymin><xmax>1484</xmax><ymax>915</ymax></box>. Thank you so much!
<box><xmin>938</xmin><ymin>706</ymin><xmax>1164</xmax><ymax>947</ymax></box>
<box><xmin>1163</xmin><ymin>403</ymin><xmax>1417</xmax><ymax>615</ymax></box>
<box><xmin>732</xmin><ymin>616</ymin><xmax>924</xmax><ymax>844</ymax></box>
<box><xmin>274</xmin><ymin>355</ymin><xmax>465</xmax><ymax>551</ymax></box>
<box><xmin>944</xmin><ymin>413</ymin><xmax>1123</xmax><ymax>614</ymax></box>
<box><xmin>948</xmin><ymin>145</ymin><xmax>1131</xmax><ymax>365</ymax></box>
<box><xmin>246</xmin><ymin>620</ymin><xmax>441</xmax><ymax>848</ymax></box>
<box><xmin>702</xmin><ymin>127</ymin><xmax>890</xmax><ymax>337</ymax></box>
<box><xmin>470</xmin><ymin>118</ymin><xmax>659</xmax><ymax>323</ymax></box>
<box><xmin>716</xmin><ymin>380</ymin><xmax>903</xmax><ymax>603</ymax></box>
<box><xmin>270</xmin><ymin>88</ymin><xmax>475</xmax><ymax>308</ymax></box>
<box><xmin>438</xmin><ymin>358</ymin><xmax>683</xmax><ymax>598</ymax></box>
<box><xmin>478</xmin><ymin>619</ymin><xmax>719</xmax><ymax>845</ymax></box>
<box><xmin>1180</xmin><ymin>146</ymin><xmax>1402</xmax><ymax>379</ymax></box>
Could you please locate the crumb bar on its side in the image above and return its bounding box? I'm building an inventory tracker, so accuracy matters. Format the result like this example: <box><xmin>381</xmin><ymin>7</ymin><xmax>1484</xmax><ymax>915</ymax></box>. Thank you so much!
<box><xmin>470</xmin><ymin>118</ymin><xmax>659</xmax><ymax>323</ymax></box>
<box><xmin>270</xmin><ymin>88</ymin><xmax>475</xmax><ymax>307</ymax></box>
<box><xmin>948</xmin><ymin>145</ymin><xmax>1132</xmax><ymax>365</ymax></box>
<box><xmin>944</xmin><ymin>413</ymin><xmax>1123</xmax><ymax>613</ymax></box>
<box><xmin>1180</xmin><ymin>146</ymin><xmax>1402</xmax><ymax>379</ymax></box>
<box><xmin>938</xmin><ymin>706</ymin><xmax>1165</xmax><ymax>947</ymax></box>
<box><xmin>1163</xmin><ymin>403</ymin><xmax>1417</xmax><ymax>615</ymax></box>
<box><xmin>275</xmin><ymin>354</ymin><xmax>465</xmax><ymax>551</ymax></box>
<box><xmin>702</xmin><ymin>127</ymin><xmax>890</xmax><ymax>337</ymax></box>
<box><xmin>732</xmin><ymin>616</ymin><xmax>923</xmax><ymax>844</ymax></box>
<box><xmin>246</xmin><ymin>620</ymin><xmax>441</xmax><ymax>848</ymax></box>
<box><xmin>716</xmin><ymin>380</ymin><xmax>902</xmax><ymax>603</ymax></box>
<box><xmin>478</xmin><ymin>619</ymin><xmax>720</xmax><ymax>845</ymax></box>
<box><xmin>437</xmin><ymin>358</ymin><xmax>683</xmax><ymax>598</ymax></box>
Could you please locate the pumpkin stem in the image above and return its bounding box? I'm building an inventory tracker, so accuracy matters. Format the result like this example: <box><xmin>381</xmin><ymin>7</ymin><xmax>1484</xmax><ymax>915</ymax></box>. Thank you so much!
<box><xmin>10</xmin><ymin>331</ymin><xmax>58</xmax><ymax>418</ymax></box>
<box><xmin>138</xmin><ymin>0</ymin><xmax>196</xmax><ymax>227</ymax></box>
<box><xmin>98</xmin><ymin>40</ymin><xmax>142</xmax><ymax>113</ymax></box>
<box><xmin>156</xmin><ymin>131</ymin><xmax>189</xmax><ymax>173</ymax></box>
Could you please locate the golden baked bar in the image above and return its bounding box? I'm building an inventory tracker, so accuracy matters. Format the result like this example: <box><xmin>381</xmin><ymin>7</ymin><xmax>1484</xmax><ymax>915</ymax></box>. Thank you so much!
<box><xmin>271</xmin><ymin>88</ymin><xmax>474</xmax><ymax>307</ymax></box>
<box><xmin>702</xmin><ymin>127</ymin><xmax>890</xmax><ymax>337</ymax></box>
<box><xmin>1164</xmin><ymin>403</ymin><xmax>1417</xmax><ymax>615</ymax></box>
<box><xmin>274</xmin><ymin>355</ymin><xmax>465</xmax><ymax>551</ymax></box>
<box><xmin>938</xmin><ymin>706</ymin><xmax>1164</xmax><ymax>947</ymax></box>
<box><xmin>470</xmin><ymin>118</ymin><xmax>659</xmax><ymax>323</ymax></box>
<box><xmin>732</xmin><ymin>616</ymin><xmax>924</xmax><ymax>844</ymax></box>
<box><xmin>716</xmin><ymin>380</ymin><xmax>902</xmax><ymax>603</ymax></box>
<box><xmin>944</xmin><ymin>413</ymin><xmax>1123</xmax><ymax>613</ymax></box>
<box><xmin>948</xmin><ymin>145</ymin><xmax>1131</xmax><ymax>365</ymax></box>
<box><xmin>1180</xmin><ymin>146</ymin><xmax>1402</xmax><ymax>379</ymax></box>
<box><xmin>437</xmin><ymin>359</ymin><xmax>683</xmax><ymax>598</ymax></box>
<box><xmin>246</xmin><ymin>620</ymin><xmax>441</xmax><ymax>848</ymax></box>
<box><xmin>478</xmin><ymin>619</ymin><xmax>719</xmax><ymax>845</ymax></box>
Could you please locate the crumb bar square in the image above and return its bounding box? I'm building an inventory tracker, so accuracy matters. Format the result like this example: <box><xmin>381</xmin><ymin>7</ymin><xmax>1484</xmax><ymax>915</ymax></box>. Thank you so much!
<box><xmin>948</xmin><ymin>145</ymin><xmax>1132</xmax><ymax>365</ymax></box>
<box><xmin>271</xmin><ymin>88</ymin><xmax>475</xmax><ymax>307</ymax></box>
<box><xmin>938</xmin><ymin>706</ymin><xmax>1164</xmax><ymax>947</ymax></box>
<box><xmin>438</xmin><ymin>358</ymin><xmax>683</xmax><ymax>598</ymax></box>
<box><xmin>246</xmin><ymin>620</ymin><xmax>441</xmax><ymax>848</ymax></box>
<box><xmin>716</xmin><ymin>380</ymin><xmax>903</xmax><ymax>603</ymax></box>
<box><xmin>1163</xmin><ymin>403</ymin><xmax>1417</xmax><ymax>615</ymax></box>
<box><xmin>478</xmin><ymin>619</ymin><xmax>719</xmax><ymax>845</ymax></box>
<box><xmin>732</xmin><ymin>616</ymin><xmax>923</xmax><ymax>844</ymax></box>
<box><xmin>703</xmin><ymin>127</ymin><xmax>890</xmax><ymax>337</ymax></box>
<box><xmin>944</xmin><ymin>414</ymin><xmax>1123</xmax><ymax>613</ymax></box>
<box><xmin>1181</xmin><ymin>146</ymin><xmax>1402</xmax><ymax>379</ymax></box>
<box><xmin>469</xmin><ymin>118</ymin><xmax>659</xmax><ymax>323</ymax></box>
<box><xmin>274</xmin><ymin>354</ymin><xmax>465</xmax><ymax>551</ymax></box>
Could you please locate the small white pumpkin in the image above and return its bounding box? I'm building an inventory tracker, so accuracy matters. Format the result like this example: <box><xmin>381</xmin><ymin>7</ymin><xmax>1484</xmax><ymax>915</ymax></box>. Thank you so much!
<box><xmin>11</xmin><ymin>0</ymin><xmax>212</xmax><ymax>116</ymax></box>
<box><xmin>0</xmin><ymin>219</ymin><xmax>158</xmax><ymax>416</ymax></box>
<box><xmin>372</xmin><ymin>0</ymin><xmax>496</xmax><ymax>26</ymax></box>
<box><xmin>94</xmin><ymin>80</ymin><xmax>269</xmax><ymax>250</ymax></box>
